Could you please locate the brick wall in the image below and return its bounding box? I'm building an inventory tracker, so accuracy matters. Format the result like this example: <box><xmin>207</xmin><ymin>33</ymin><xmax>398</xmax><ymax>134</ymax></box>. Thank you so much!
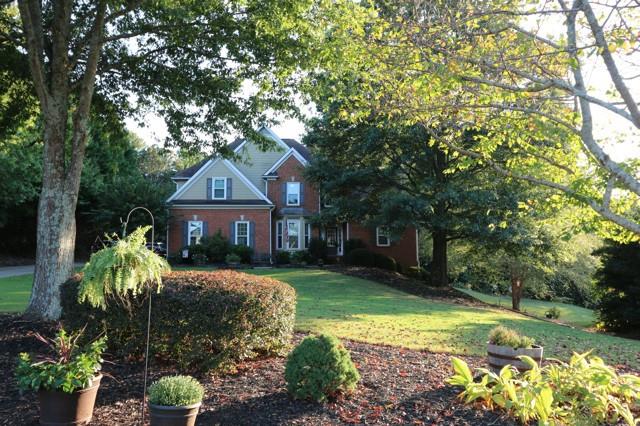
<box><xmin>168</xmin><ymin>208</ymin><xmax>271</xmax><ymax>258</ymax></box>
<box><xmin>348</xmin><ymin>223</ymin><xmax>418</xmax><ymax>269</ymax></box>
<box><xmin>267</xmin><ymin>155</ymin><xmax>320</xmax><ymax>215</ymax></box>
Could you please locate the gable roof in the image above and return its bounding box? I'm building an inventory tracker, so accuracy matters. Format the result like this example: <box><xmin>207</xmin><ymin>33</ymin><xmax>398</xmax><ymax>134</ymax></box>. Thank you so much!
<box><xmin>171</xmin><ymin>128</ymin><xmax>311</xmax><ymax>180</ymax></box>
<box><xmin>263</xmin><ymin>147</ymin><xmax>308</xmax><ymax>176</ymax></box>
<box><xmin>167</xmin><ymin>158</ymin><xmax>272</xmax><ymax>204</ymax></box>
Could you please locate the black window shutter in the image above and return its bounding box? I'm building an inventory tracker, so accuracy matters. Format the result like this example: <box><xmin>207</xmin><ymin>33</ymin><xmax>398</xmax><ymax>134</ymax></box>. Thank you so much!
<box><xmin>203</xmin><ymin>221</ymin><xmax>209</xmax><ymax>238</ymax></box>
<box><xmin>226</xmin><ymin>178</ymin><xmax>232</xmax><ymax>200</ymax></box>
<box><xmin>182</xmin><ymin>221</ymin><xmax>189</xmax><ymax>246</ymax></box>
<box><xmin>282</xmin><ymin>182</ymin><xmax>287</xmax><ymax>205</ymax></box>
<box><xmin>229</xmin><ymin>221</ymin><xmax>236</xmax><ymax>245</ymax></box>
<box><xmin>299</xmin><ymin>183</ymin><xmax>305</xmax><ymax>205</ymax></box>
<box><xmin>206</xmin><ymin>178</ymin><xmax>212</xmax><ymax>200</ymax></box>
<box><xmin>249</xmin><ymin>221</ymin><xmax>256</xmax><ymax>249</ymax></box>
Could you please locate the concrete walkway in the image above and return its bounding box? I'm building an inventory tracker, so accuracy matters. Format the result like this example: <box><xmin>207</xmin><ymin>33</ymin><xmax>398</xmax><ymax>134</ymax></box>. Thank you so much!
<box><xmin>0</xmin><ymin>263</ymin><xmax>84</xmax><ymax>279</ymax></box>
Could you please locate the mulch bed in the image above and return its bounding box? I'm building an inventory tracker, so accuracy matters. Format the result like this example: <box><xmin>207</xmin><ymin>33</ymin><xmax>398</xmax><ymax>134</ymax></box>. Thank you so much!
<box><xmin>0</xmin><ymin>314</ymin><xmax>514</xmax><ymax>426</ymax></box>
<box><xmin>327</xmin><ymin>266</ymin><xmax>485</xmax><ymax>308</ymax></box>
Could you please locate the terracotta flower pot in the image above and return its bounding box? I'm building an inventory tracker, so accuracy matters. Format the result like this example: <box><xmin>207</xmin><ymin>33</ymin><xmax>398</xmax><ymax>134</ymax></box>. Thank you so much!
<box><xmin>38</xmin><ymin>374</ymin><xmax>102</xmax><ymax>425</ymax></box>
<box><xmin>149</xmin><ymin>402</ymin><xmax>201</xmax><ymax>426</ymax></box>
<box><xmin>487</xmin><ymin>343</ymin><xmax>543</xmax><ymax>373</ymax></box>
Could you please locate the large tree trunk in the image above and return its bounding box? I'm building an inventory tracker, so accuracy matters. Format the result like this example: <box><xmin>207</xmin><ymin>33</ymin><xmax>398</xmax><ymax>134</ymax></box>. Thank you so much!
<box><xmin>511</xmin><ymin>276</ymin><xmax>524</xmax><ymax>311</ymax></box>
<box><xmin>430</xmin><ymin>229</ymin><xmax>448</xmax><ymax>287</ymax></box>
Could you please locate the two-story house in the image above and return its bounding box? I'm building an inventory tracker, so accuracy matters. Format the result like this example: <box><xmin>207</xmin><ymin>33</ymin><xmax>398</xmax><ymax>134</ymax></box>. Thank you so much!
<box><xmin>166</xmin><ymin>127</ymin><xmax>419</xmax><ymax>269</ymax></box>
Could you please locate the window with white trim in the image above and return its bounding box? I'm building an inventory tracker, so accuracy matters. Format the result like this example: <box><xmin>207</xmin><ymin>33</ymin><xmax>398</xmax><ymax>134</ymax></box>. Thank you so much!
<box><xmin>287</xmin><ymin>219</ymin><xmax>300</xmax><ymax>249</ymax></box>
<box><xmin>276</xmin><ymin>221</ymin><xmax>283</xmax><ymax>249</ymax></box>
<box><xmin>304</xmin><ymin>222</ymin><xmax>311</xmax><ymax>248</ymax></box>
<box><xmin>188</xmin><ymin>221</ymin><xmax>203</xmax><ymax>246</ymax></box>
<box><xmin>235</xmin><ymin>221</ymin><xmax>249</xmax><ymax>246</ymax></box>
<box><xmin>286</xmin><ymin>182</ymin><xmax>300</xmax><ymax>206</ymax></box>
<box><xmin>325</xmin><ymin>227</ymin><xmax>337</xmax><ymax>247</ymax></box>
<box><xmin>212</xmin><ymin>177</ymin><xmax>226</xmax><ymax>199</ymax></box>
<box><xmin>376</xmin><ymin>226</ymin><xmax>390</xmax><ymax>247</ymax></box>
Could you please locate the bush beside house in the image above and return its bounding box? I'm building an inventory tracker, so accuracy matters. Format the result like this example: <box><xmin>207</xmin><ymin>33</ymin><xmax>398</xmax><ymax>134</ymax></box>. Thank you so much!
<box><xmin>61</xmin><ymin>270</ymin><xmax>296</xmax><ymax>372</ymax></box>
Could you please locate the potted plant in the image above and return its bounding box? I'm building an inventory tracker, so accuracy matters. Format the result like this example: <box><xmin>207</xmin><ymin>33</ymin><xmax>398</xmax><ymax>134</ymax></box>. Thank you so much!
<box><xmin>148</xmin><ymin>375</ymin><xmax>204</xmax><ymax>426</ymax></box>
<box><xmin>487</xmin><ymin>326</ymin><xmax>542</xmax><ymax>373</ymax></box>
<box><xmin>15</xmin><ymin>329</ymin><xmax>107</xmax><ymax>425</ymax></box>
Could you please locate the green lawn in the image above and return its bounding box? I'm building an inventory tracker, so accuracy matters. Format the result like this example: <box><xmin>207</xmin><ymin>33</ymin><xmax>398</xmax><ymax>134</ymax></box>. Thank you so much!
<box><xmin>456</xmin><ymin>287</ymin><xmax>597</xmax><ymax>329</ymax></box>
<box><xmin>2</xmin><ymin>268</ymin><xmax>638</xmax><ymax>367</ymax></box>
<box><xmin>0</xmin><ymin>274</ymin><xmax>33</xmax><ymax>312</ymax></box>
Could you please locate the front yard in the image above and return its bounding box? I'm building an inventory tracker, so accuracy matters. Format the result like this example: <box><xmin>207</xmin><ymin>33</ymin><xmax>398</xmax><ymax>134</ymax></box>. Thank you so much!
<box><xmin>1</xmin><ymin>268</ymin><xmax>638</xmax><ymax>367</ymax></box>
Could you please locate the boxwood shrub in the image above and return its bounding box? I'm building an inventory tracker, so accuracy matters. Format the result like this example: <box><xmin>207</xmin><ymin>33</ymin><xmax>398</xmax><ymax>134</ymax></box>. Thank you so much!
<box><xmin>61</xmin><ymin>270</ymin><xmax>296</xmax><ymax>372</ymax></box>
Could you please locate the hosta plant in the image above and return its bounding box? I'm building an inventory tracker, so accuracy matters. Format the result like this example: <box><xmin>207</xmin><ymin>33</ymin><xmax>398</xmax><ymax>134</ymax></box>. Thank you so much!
<box><xmin>78</xmin><ymin>226</ymin><xmax>170</xmax><ymax>309</ymax></box>
<box><xmin>447</xmin><ymin>352</ymin><xmax>640</xmax><ymax>425</ymax></box>
<box><xmin>15</xmin><ymin>329</ymin><xmax>107</xmax><ymax>393</ymax></box>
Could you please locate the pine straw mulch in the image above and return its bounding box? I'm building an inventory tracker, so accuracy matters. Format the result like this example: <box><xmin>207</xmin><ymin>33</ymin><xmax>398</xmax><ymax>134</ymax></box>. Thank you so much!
<box><xmin>0</xmin><ymin>314</ymin><xmax>515</xmax><ymax>426</ymax></box>
<box><xmin>325</xmin><ymin>266</ymin><xmax>485</xmax><ymax>308</ymax></box>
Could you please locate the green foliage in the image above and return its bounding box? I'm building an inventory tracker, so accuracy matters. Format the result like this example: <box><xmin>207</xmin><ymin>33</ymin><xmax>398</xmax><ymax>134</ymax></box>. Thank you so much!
<box><xmin>545</xmin><ymin>307</ymin><xmax>561</xmax><ymax>319</ymax></box>
<box><xmin>290</xmin><ymin>250</ymin><xmax>312</xmax><ymax>265</ymax></box>
<box><xmin>276</xmin><ymin>250</ymin><xmax>291</xmax><ymax>265</ymax></box>
<box><xmin>308</xmin><ymin>238</ymin><xmax>328</xmax><ymax>262</ymax></box>
<box><xmin>200</xmin><ymin>230</ymin><xmax>231</xmax><ymax>263</ymax></box>
<box><xmin>488</xmin><ymin>326</ymin><xmax>534</xmax><ymax>349</ymax></box>
<box><xmin>225</xmin><ymin>253</ymin><xmax>241</xmax><ymax>264</ymax></box>
<box><xmin>78</xmin><ymin>226</ymin><xmax>170</xmax><ymax>309</ymax></box>
<box><xmin>594</xmin><ymin>241</ymin><xmax>640</xmax><ymax>332</ymax></box>
<box><xmin>345</xmin><ymin>248</ymin><xmax>375</xmax><ymax>267</ymax></box>
<box><xmin>148</xmin><ymin>376</ymin><xmax>204</xmax><ymax>407</ymax></box>
<box><xmin>344</xmin><ymin>238</ymin><xmax>365</xmax><ymax>254</ymax></box>
<box><xmin>62</xmin><ymin>270</ymin><xmax>296</xmax><ymax>372</ymax></box>
<box><xmin>285</xmin><ymin>334</ymin><xmax>360</xmax><ymax>402</ymax></box>
<box><xmin>447</xmin><ymin>352</ymin><xmax>640</xmax><ymax>425</ymax></box>
<box><xmin>15</xmin><ymin>329</ymin><xmax>106</xmax><ymax>394</ymax></box>
<box><xmin>230</xmin><ymin>244</ymin><xmax>254</xmax><ymax>264</ymax></box>
<box><xmin>373</xmin><ymin>253</ymin><xmax>397</xmax><ymax>272</ymax></box>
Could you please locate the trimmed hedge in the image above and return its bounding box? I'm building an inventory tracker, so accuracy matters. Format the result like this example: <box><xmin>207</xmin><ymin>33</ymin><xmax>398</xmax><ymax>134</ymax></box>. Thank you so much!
<box><xmin>345</xmin><ymin>248</ymin><xmax>397</xmax><ymax>271</ymax></box>
<box><xmin>61</xmin><ymin>270</ymin><xmax>296</xmax><ymax>372</ymax></box>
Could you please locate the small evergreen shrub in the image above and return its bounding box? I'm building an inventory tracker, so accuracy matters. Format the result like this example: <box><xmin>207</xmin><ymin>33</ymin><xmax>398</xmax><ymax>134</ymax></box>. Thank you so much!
<box><xmin>285</xmin><ymin>334</ymin><xmax>360</xmax><ymax>402</ymax></box>
<box><xmin>276</xmin><ymin>250</ymin><xmax>291</xmax><ymax>265</ymax></box>
<box><xmin>345</xmin><ymin>248</ymin><xmax>375</xmax><ymax>267</ymax></box>
<box><xmin>148</xmin><ymin>375</ymin><xmax>204</xmax><ymax>407</ymax></box>
<box><xmin>373</xmin><ymin>253</ymin><xmax>397</xmax><ymax>271</ymax></box>
<box><xmin>230</xmin><ymin>244</ymin><xmax>253</xmax><ymax>264</ymax></box>
<box><xmin>488</xmin><ymin>326</ymin><xmax>535</xmax><ymax>348</ymax></box>
<box><xmin>344</xmin><ymin>238</ymin><xmax>365</xmax><ymax>255</ymax></box>
<box><xmin>308</xmin><ymin>238</ymin><xmax>328</xmax><ymax>261</ymax></box>
<box><xmin>545</xmin><ymin>306</ymin><xmax>561</xmax><ymax>319</ymax></box>
<box><xmin>62</xmin><ymin>270</ymin><xmax>296</xmax><ymax>372</ymax></box>
<box><xmin>225</xmin><ymin>253</ymin><xmax>241</xmax><ymax>264</ymax></box>
<box><xmin>200</xmin><ymin>230</ymin><xmax>231</xmax><ymax>263</ymax></box>
<box><xmin>290</xmin><ymin>250</ymin><xmax>312</xmax><ymax>265</ymax></box>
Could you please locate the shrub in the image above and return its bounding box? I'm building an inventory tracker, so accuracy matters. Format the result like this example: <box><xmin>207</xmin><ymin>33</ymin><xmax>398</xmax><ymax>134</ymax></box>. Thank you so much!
<box><xmin>344</xmin><ymin>238</ymin><xmax>365</xmax><ymax>255</ymax></box>
<box><xmin>307</xmin><ymin>238</ymin><xmax>328</xmax><ymax>262</ymax></box>
<box><xmin>488</xmin><ymin>326</ymin><xmax>534</xmax><ymax>349</ymax></box>
<box><xmin>200</xmin><ymin>230</ymin><xmax>231</xmax><ymax>263</ymax></box>
<box><xmin>290</xmin><ymin>250</ymin><xmax>312</xmax><ymax>265</ymax></box>
<box><xmin>275</xmin><ymin>250</ymin><xmax>291</xmax><ymax>265</ymax></box>
<box><xmin>374</xmin><ymin>253</ymin><xmax>397</xmax><ymax>271</ymax></box>
<box><xmin>61</xmin><ymin>270</ymin><xmax>296</xmax><ymax>372</ymax></box>
<box><xmin>148</xmin><ymin>375</ymin><xmax>204</xmax><ymax>407</ymax></box>
<box><xmin>447</xmin><ymin>352</ymin><xmax>640</xmax><ymax>425</ymax></box>
<box><xmin>191</xmin><ymin>252</ymin><xmax>208</xmax><ymax>266</ymax></box>
<box><xmin>15</xmin><ymin>329</ymin><xmax>106</xmax><ymax>393</ymax></box>
<box><xmin>594</xmin><ymin>241</ymin><xmax>640</xmax><ymax>332</ymax></box>
<box><xmin>345</xmin><ymin>248</ymin><xmax>375</xmax><ymax>267</ymax></box>
<box><xmin>545</xmin><ymin>306</ymin><xmax>561</xmax><ymax>319</ymax></box>
<box><xmin>285</xmin><ymin>334</ymin><xmax>360</xmax><ymax>402</ymax></box>
<box><xmin>230</xmin><ymin>244</ymin><xmax>253</xmax><ymax>264</ymax></box>
<box><xmin>225</xmin><ymin>253</ymin><xmax>241</xmax><ymax>264</ymax></box>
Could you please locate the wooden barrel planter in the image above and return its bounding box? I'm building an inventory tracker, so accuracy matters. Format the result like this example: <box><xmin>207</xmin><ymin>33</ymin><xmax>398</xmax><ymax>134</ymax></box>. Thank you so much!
<box><xmin>487</xmin><ymin>343</ymin><xmax>543</xmax><ymax>373</ymax></box>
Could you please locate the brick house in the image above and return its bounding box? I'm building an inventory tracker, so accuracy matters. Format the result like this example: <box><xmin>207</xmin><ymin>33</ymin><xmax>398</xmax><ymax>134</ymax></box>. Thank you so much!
<box><xmin>166</xmin><ymin>127</ymin><xmax>419</xmax><ymax>269</ymax></box>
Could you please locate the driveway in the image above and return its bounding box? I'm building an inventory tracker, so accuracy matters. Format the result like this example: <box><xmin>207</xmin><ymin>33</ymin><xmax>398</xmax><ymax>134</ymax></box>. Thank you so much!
<box><xmin>0</xmin><ymin>263</ymin><xmax>84</xmax><ymax>279</ymax></box>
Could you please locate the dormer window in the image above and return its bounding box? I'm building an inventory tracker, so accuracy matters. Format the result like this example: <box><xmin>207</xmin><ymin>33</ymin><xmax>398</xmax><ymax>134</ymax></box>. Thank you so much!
<box><xmin>212</xmin><ymin>177</ymin><xmax>226</xmax><ymax>199</ymax></box>
<box><xmin>286</xmin><ymin>182</ymin><xmax>300</xmax><ymax>206</ymax></box>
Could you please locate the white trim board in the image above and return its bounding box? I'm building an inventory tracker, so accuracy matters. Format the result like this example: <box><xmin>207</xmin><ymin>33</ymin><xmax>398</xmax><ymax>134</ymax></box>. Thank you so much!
<box><xmin>169</xmin><ymin>204</ymin><xmax>273</xmax><ymax>210</ymax></box>
<box><xmin>166</xmin><ymin>157</ymin><xmax>272</xmax><ymax>204</ymax></box>
<box><xmin>263</xmin><ymin>148</ymin><xmax>308</xmax><ymax>176</ymax></box>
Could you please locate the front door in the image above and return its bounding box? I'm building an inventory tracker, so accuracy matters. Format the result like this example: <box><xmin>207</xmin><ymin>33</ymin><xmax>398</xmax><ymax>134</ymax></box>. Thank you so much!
<box><xmin>325</xmin><ymin>226</ymin><xmax>344</xmax><ymax>256</ymax></box>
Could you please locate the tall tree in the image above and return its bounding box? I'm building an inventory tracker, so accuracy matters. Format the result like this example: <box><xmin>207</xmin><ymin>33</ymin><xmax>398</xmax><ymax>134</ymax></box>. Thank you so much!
<box><xmin>306</xmin><ymin>0</ymin><xmax>640</xmax><ymax>239</ymax></box>
<box><xmin>0</xmin><ymin>0</ymin><xmax>315</xmax><ymax>319</ymax></box>
<box><xmin>304</xmin><ymin>114</ymin><xmax>529</xmax><ymax>287</ymax></box>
